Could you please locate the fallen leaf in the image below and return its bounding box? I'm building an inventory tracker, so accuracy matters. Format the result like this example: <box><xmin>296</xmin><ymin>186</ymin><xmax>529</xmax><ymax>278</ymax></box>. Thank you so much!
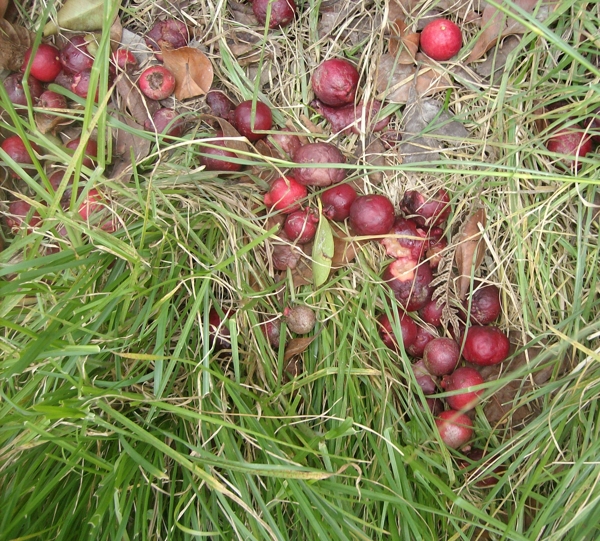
<box><xmin>44</xmin><ymin>0</ymin><xmax>114</xmax><ymax>36</ymax></box>
<box><xmin>318</xmin><ymin>0</ymin><xmax>383</xmax><ymax>45</ymax></box>
<box><xmin>0</xmin><ymin>20</ymin><xmax>34</xmax><ymax>71</ymax></box>
<box><xmin>331</xmin><ymin>222</ymin><xmax>361</xmax><ymax>268</ymax></box>
<box><xmin>454</xmin><ymin>208</ymin><xmax>487</xmax><ymax>299</ymax></box>
<box><xmin>198</xmin><ymin>114</ymin><xmax>249</xmax><ymax>154</ymax></box>
<box><xmin>229</xmin><ymin>0</ymin><xmax>258</xmax><ymax>26</ymax></box>
<box><xmin>35</xmin><ymin>110</ymin><xmax>71</xmax><ymax>135</ymax></box>
<box><xmin>312</xmin><ymin>213</ymin><xmax>335</xmax><ymax>288</ymax></box>
<box><xmin>119</xmin><ymin>28</ymin><xmax>154</xmax><ymax>67</ymax></box>
<box><xmin>388</xmin><ymin>18</ymin><xmax>419</xmax><ymax>64</ymax></box>
<box><xmin>474</xmin><ymin>35</ymin><xmax>521</xmax><ymax>78</ymax></box>
<box><xmin>114</xmin><ymin>114</ymin><xmax>151</xmax><ymax>161</ymax></box>
<box><xmin>114</xmin><ymin>74</ymin><xmax>159</xmax><ymax>126</ymax></box>
<box><xmin>284</xmin><ymin>336</ymin><xmax>317</xmax><ymax>362</ymax></box>
<box><xmin>161</xmin><ymin>46</ymin><xmax>213</xmax><ymax>101</ymax></box>
<box><xmin>0</xmin><ymin>0</ymin><xmax>8</xmax><ymax>19</ymax></box>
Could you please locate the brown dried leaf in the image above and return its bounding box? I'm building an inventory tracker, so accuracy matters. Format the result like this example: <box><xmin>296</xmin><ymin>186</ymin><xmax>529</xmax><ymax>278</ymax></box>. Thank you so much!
<box><xmin>474</xmin><ymin>35</ymin><xmax>521</xmax><ymax>77</ymax></box>
<box><xmin>0</xmin><ymin>0</ymin><xmax>8</xmax><ymax>19</ymax></box>
<box><xmin>0</xmin><ymin>20</ymin><xmax>34</xmax><ymax>71</ymax></box>
<box><xmin>115</xmin><ymin>74</ymin><xmax>159</xmax><ymax>126</ymax></box>
<box><xmin>331</xmin><ymin>222</ymin><xmax>361</xmax><ymax>268</ymax></box>
<box><xmin>35</xmin><ymin>111</ymin><xmax>71</xmax><ymax>135</ymax></box>
<box><xmin>229</xmin><ymin>0</ymin><xmax>259</xmax><ymax>26</ymax></box>
<box><xmin>114</xmin><ymin>114</ymin><xmax>151</xmax><ymax>161</ymax></box>
<box><xmin>388</xmin><ymin>18</ymin><xmax>419</xmax><ymax>64</ymax></box>
<box><xmin>161</xmin><ymin>46</ymin><xmax>214</xmax><ymax>101</ymax></box>
<box><xmin>455</xmin><ymin>208</ymin><xmax>487</xmax><ymax>299</ymax></box>
<box><xmin>284</xmin><ymin>336</ymin><xmax>317</xmax><ymax>362</ymax></box>
<box><xmin>198</xmin><ymin>114</ymin><xmax>249</xmax><ymax>154</ymax></box>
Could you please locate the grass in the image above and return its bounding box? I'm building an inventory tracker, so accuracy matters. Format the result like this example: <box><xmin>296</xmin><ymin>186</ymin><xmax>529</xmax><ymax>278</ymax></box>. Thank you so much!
<box><xmin>0</xmin><ymin>0</ymin><xmax>599</xmax><ymax>539</ymax></box>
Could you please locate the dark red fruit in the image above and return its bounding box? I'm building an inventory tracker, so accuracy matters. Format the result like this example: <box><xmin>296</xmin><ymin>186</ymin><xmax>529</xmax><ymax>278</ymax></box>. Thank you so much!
<box><xmin>5</xmin><ymin>200</ymin><xmax>42</xmax><ymax>233</ymax></box>
<box><xmin>546</xmin><ymin>124</ymin><xmax>593</xmax><ymax>167</ymax></box>
<box><xmin>71</xmin><ymin>69</ymin><xmax>97</xmax><ymax>100</ymax></box>
<box><xmin>145</xmin><ymin>19</ymin><xmax>189</xmax><ymax>60</ymax></box>
<box><xmin>311</xmin><ymin>99</ymin><xmax>390</xmax><ymax>134</ymax></box>
<box><xmin>208</xmin><ymin>307</ymin><xmax>234</xmax><ymax>349</ymax></box>
<box><xmin>1</xmin><ymin>135</ymin><xmax>37</xmax><ymax>175</ymax></box>
<box><xmin>144</xmin><ymin>108</ymin><xmax>184</xmax><ymax>137</ymax></box>
<box><xmin>65</xmin><ymin>137</ymin><xmax>98</xmax><ymax>168</ymax></box>
<box><xmin>198</xmin><ymin>133</ymin><xmax>241</xmax><ymax>172</ymax></box>
<box><xmin>264</xmin><ymin>176</ymin><xmax>307</xmax><ymax>213</ymax></box>
<box><xmin>321</xmin><ymin>183</ymin><xmax>357</xmax><ymax>221</ymax></box>
<box><xmin>252</xmin><ymin>0</ymin><xmax>296</xmax><ymax>28</ymax></box>
<box><xmin>420</xmin><ymin>18</ymin><xmax>462</xmax><ymax>62</ymax></box>
<box><xmin>381</xmin><ymin>216</ymin><xmax>430</xmax><ymax>261</ymax></box>
<box><xmin>112</xmin><ymin>48</ymin><xmax>138</xmax><ymax>72</ymax></box>
<box><xmin>426</xmin><ymin>228</ymin><xmax>447</xmax><ymax>269</ymax></box>
<box><xmin>419</xmin><ymin>299</ymin><xmax>444</xmax><ymax>327</ymax></box>
<box><xmin>442</xmin><ymin>366</ymin><xmax>484</xmax><ymax>411</ymax></box>
<box><xmin>54</xmin><ymin>69</ymin><xmax>74</xmax><ymax>90</ymax></box>
<box><xmin>423</xmin><ymin>337</ymin><xmax>460</xmax><ymax>376</ymax></box>
<box><xmin>464</xmin><ymin>283</ymin><xmax>501</xmax><ymax>325</ymax></box>
<box><xmin>266</xmin><ymin>132</ymin><xmax>303</xmax><ymax>158</ymax></box>
<box><xmin>232</xmin><ymin>100</ymin><xmax>273</xmax><ymax>142</ymax></box>
<box><xmin>3</xmin><ymin>73</ymin><xmax>43</xmax><ymax>108</ymax></box>
<box><xmin>292</xmin><ymin>142</ymin><xmax>346</xmax><ymax>187</ymax></box>
<box><xmin>412</xmin><ymin>359</ymin><xmax>438</xmax><ymax>395</ymax></box>
<box><xmin>383</xmin><ymin>258</ymin><xmax>434</xmax><ymax>312</ymax></box>
<box><xmin>138</xmin><ymin>66</ymin><xmax>176</xmax><ymax>101</ymax></box>
<box><xmin>377</xmin><ymin>312</ymin><xmax>418</xmax><ymax>351</ymax></box>
<box><xmin>406</xmin><ymin>325</ymin><xmax>437</xmax><ymax>357</ymax></box>
<box><xmin>60</xmin><ymin>35</ymin><xmax>95</xmax><ymax>74</ymax></box>
<box><xmin>47</xmin><ymin>169</ymin><xmax>73</xmax><ymax>198</ymax></box>
<box><xmin>311</xmin><ymin>58</ymin><xmax>359</xmax><ymax>107</ymax></box>
<box><xmin>401</xmin><ymin>188</ymin><xmax>451</xmax><ymax>227</ymax></box>
<box><xmin>262</xmin><ymin>319</ymin><xmax>282</xmax><ymax>347</ymax></box>
<box><xmin>435</xmin><ymin>410</ymin><xmax>473</xmax><ymax>449</ymax></box>
<box><xmin>349</xmin><ymin>194</ymin><xmax>395</xmax><ymax>236</ymax></box>
<box><xmin>461</xmin><ymin>325</ymin><xmax>510</xmax><ymax>366</ymax></box>
<box><xmin>22</xmin><ymin>43</ymin><xmax>62</xmax><ymax>82</ymax></box>
<box><xmin>39</xmin><ymin>90</ymin><xmax>67</xmax><ymax>110</ymax></box>
<box><xmin>206</xmin><ymin>90</ymin><xmax>236</xmax><ymax>119</ymax></box>
<box><xmin>283</xmin><ymin>208</ymin><xmax>319</xmax><ymax>244</ymax></box>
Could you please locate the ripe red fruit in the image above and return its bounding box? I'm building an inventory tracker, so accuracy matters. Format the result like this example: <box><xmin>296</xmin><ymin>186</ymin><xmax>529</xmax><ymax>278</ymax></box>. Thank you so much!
<box><xmin>264</xmin><ymin>176</ymin><xmax>307</xmax><ymax>213</ymax></box>
<box><xmin>461</xmin><ymin>325</ymin><xmax>510</xmax><ymax>366</ymax></box>
<box><xmin>3</xmin><ymin>73</ymin><xmax>43</xmax><ymax>108</ymax></box>
<box><xmin>266</xmin><ymin>132</ymin><xmax>303</xmax><ymax>158</ymax></box>
<box><xmin>145</xmin><ymin>19</ymin><xmax>189</xmax><ymax>60</ymax></box>
<box><xmin>401</xmin><ymin>188</ymin><xmax>451</xmax><ymax>227</ymax></box>
<box><xmin>435</xmin><ymin>410</ymin><xmax>473</xmax><ymax>449</ymax></box>
<box><xmin>1</xmin><ymin>135</ymin><xmax>37</xmax><ymax>175</ymax></box>
<box><xmin>442</xmin><ymin>366</ymin><xmax>484</xmax><ymax>411</ymax></box>
<box><xmin>546</xmin><ymin>124</ymin><xmax>593</xmax><ymax>167</ymax></box>
<box><xmin>112</xmin><ymin>48</ymin><xmax>138</xmax><ymax>72</ymax></box>
<box><xmin>349</xmin><ymin>194</ymin><xmax>395</xmax><ymax>236</ymax></box>
<box><xmin>252</xmin><ymin>0</ymin><xmax>296</xmax><ymax>28</ymax></box>
<box><xmin>406</xmin><ymin>325</ymin><xmax>437</xmax><ymax>357</ymax></box>
<box><xmin>138</xmin><ymin>66</ymin><xmax>176</xmax><ymax>101</ymax></box>
<box><xmin>464</xmin><ymin>283</ymin><xmax>502</xmax><ymax>325</ymax></box>
<box><xmin>198</xmin><ymin>132</ymin><xmax>241</xmax><ymax>172</ymax></box>
<box><xmin>144</xmin><ymin>108</ymin><xmax>184</xmax><ymax>137</ymax></box>
<box><xmin>381</xmin><ymin>216</ymin><xmax>430</xmax><ymax>261</ymax></box>
<box><xmin>321</xmin><ymin>183</ymin><xmax>357</xmax><ymax>221</ymax></box>
<box><xmin>22</xmin><ymin>43</ymin><xmax>62</xmax><ymax>82</ymax></box>
<box><xmin>377</xmin><ymin>312</ymin><xmax>418</xmax><ymax>351</ymax></box>
<box><xmin>283</xmin><ymin>208</ymin><xmax>319</xmax><ymax>244</ymax></box>
<box><xmin>423</xmin><ymin>337</ymin><xmax>460</xmax><ymax>376</ymax></box>
<box><xmin>311</xmin><ymin>58</ymin><xmax>360</xmax><ymax>107</ymax></box>
<box><xmin>419</xmin><ymin>298</ymin><xmax>444</xmax><ymax>327</ymax></box>
<box><xmin>5</xmin><ymin>200</ymin><xmax>42</xmax><ymax>233</ymax></box>
<box><xmin>383</xmin><ymin>258</ymin><xmax>434</xmax><ymax>312</ymax></box>
<box><xmin>60</xmin><ymin>35</ymin><xmax>95</xmax><ymax>74</ymax></box>
<box><xmin>65</xmin><ymin>137</ymin><xmax>98</xmax><ymax>168</ymax></box>
<box><xmin>420</xmin><ymin>18</ymin><xmax>462</xmax><ymax>62</ymax></box>
<box><xmin>293</xmin><ymin>142</ymin><xmax>346</xmax><ymax>187</ymax></box>
<box><xmin>232</xmin><ymin>100</ymin><xmax>273</xmax><ymax>142</ymax></box>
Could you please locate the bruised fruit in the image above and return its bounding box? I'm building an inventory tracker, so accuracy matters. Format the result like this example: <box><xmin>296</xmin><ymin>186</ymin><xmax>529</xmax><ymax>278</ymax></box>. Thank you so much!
<box><xmin>292</xmin><ymin>142</ymin><xmax>346</xmax><ymax>187</ymax></box>
<box><xmin>546</xmin><ymin>124</ymin><xmax>592</xmax><ymax>167</ymax></box>
<box><xmin>206</xmin><ymin>90</ymin><xmax>237</xmax><ymax>119</ymax></box>
<box><xmin>321</xmin><ymin>183</ymin><xmax>357</xmax><ymax>221</ymax></box>
<box><xmin>283</xmin><ymin>208</ymin><xmax>319</xmax><ymax>244</ymax></box>
<box><xmin>39</xmin><ymin>90</ymin><xmax>67</xmax><ymax>110</ymax></box>
<box><xmin>252</xmin><ymin>0</ymin><xmax>296</xmax><ymax>28</ymax></box>
<box><xmin>420</xmin><ymin>18</ymin><xmax>462</xmax><ymax>61</ymax></box>
<box><xmin>22</xmin><ymin>43</ymin><xmax>62</xmax><ymax>82</ymax></box>
<box><xmin>3</xmin><ymin>73</ymin><xmax>43</xmax><ymax>108</ymax></box>
<box><xmin>406</xmin><ymin>325</ymin><xmax>437</xmax><ymax>357</ymax></box>
<box><xmin>461</xmin><ymin>325</ymin><xmax>510</xmax><ymax>366</ymax></box>
<box><xmin>232</xmin><ymin>100</ymin><xmax>273</xmax><ymax>142</ymax></box>
<box><xmin>465</xmin><ymin>283</ymin><xmax>501</xmax><ymax>325</ymax></box>
<box><xmin>423</xmin><ymin>337</ymin><xmax>460</xmax><ymax>376</ymax></box>
<box><xmin>60</xmin><ymin>35</ymin><xmax>95</xmax><ymax>74</ymax></box>
<box><xmin>401</xmin><ymin>188</ymin><xmax>451</xmax><ymax>227</ymax></box>
<box><xmin>383</xmin><ymin>258</ymin><xmax>434</xmax><ymax>312</ymax></box>
<box><xmin>266</xmin><ymin>132</ymin><xmax>303</xmax><ymax>158</ymax></box>
<box><xmin>71</xmin><ymin>69</ymin><xmax>97</xmax><ymax>100</ymax></box>
<box><xmin>145</xmin><ymin>19</ymin><xmax>189</xmax><ymax>60</ymax></box>
<box><xmin>442</xmin><ymin>366</ymin><xmax>484</xmax><ymax>411</ymax></box>
<box><xmin>144</xmin><ymin>108</ymin><xmax>184</xmax><ymax>137</ymax></box>
<box><xmin>138</xmin><ymin>66</ymin><xmax>176</xmax><ymax>101</ymax></box>
<box><xmin>426</xmin><ymin>228</ymin><xmax>447</xmax><ymax>269</ymax></box>
<box><xmin>377</xmin><ymin>312</ymin><xmax>418</xmax><ymax>350</ymax></box>
<box><xmin>284</xmin><ymin>306</ymin><xmax>316</xmax><ymax>334</ymax></box>
<box><xmin>412</xmin><ymin>359</ymin><xmax>438</xmax><ymax>395</ymax></box>
<box><xmin>264</xmin><ymin>176</ymin><xmax>307</xmax><ymax>213</ymax></box>
<box><xmin>311</xmin><ymin>58</ymin><xmax>359</xmax><ymax>107</ymax></box>
<box><xmin>349</xmin><ymin>194</ymin><xmax>395</xmax><ymax>236</ymax></box>
<box><xmin>435</xmin><ymin>410</ymin><xmax>473</xmax><ymax>449</ymax></box>
<box><xmin>381</xmin><ymin>216</ymin><xmax>430</xmax><ymax>261</ymax></box>
<box><xmin>312</xmin><ymin>99</ymin><xmax>390</xmax><ymax>135</ymax></box>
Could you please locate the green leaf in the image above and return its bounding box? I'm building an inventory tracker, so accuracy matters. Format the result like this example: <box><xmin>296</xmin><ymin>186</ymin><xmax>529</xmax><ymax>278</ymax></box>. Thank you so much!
<box><xmin>43</xmin><ymin>0</ymin><xmax>120</xmax><ymax>36</ymax></box>
<box><xmin>312</xmin><ymin>213</ymin><xmax>334</xmax><ymax>288</ymax></box>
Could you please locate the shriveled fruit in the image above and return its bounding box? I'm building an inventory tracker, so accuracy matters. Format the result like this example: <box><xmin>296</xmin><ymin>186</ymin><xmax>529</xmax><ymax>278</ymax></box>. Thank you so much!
<box><xmin>232</xmin><ymin>100</ymin><xmax>273</xmax><ymax>142</ymax></box>
<box><xmin>284</xmin><ymin>306</ymin><xmax>316</xmax><ymax>334</ymax></box>
<box><xmin>312</xmin><ymin>99</ymin><xmax>390</xmax><ymax>134</ymax></box>
<box><xmin>283</xmin><ymin>208</ymin><xmax>319</xmax><ymax>244</ymax></box>
<box><xmin>383</xmin><ymin>258</ymin><xmax>434</xmax><ymax>312</ymax></box>
<box><xmin>423</xmin><ymin>337</ymin><xmax>460</xmax><ymax>376</ymax></box>
<box><xmin>206</xmin><ymin>90</ymin><xmax>237</xmax><ymax>119</ymax></box>
<box><xmin>546</xmin><ymin>124</ymin><xmax>593</xmax><ymax>167</ymax></box>
<box><xmin>264</xmin><ymin>176</ymin><xmax>307</xmax><ymax>213</ymax></box>
<box><xmin>377</xmin><ymin>312</ymin><xmax>418</xmax><ymax>350</ymax></box>
<box><xmin>60</xmin><ymin>35</ymin><xmax>95</xmax><ymax>74</ymax></box>
<box><xmin>22</xmin><ymin>43</ymin><xmax>62</xmax><ymax>82</ymax></box>
<box><xmin>435</xmin><ymin>410</ymin><xmax>473</xmax><ymax>449</ymax></box>
<box><xmin>292</xmin><ymin>142</ymin><xmax>346</xmax><ymax>187</ymax></box>
<box><xmin>252</xmin><ymin>0</ymin><xmax>296</xmax><ymax>28</ymax></box>
<box><xmin>464</xmin><ymin>283</ymin><xmax>501</xmax><ymax>325</ymax></box>
<box><xmin>71</xmin><ymin>69</ymin><xmax>97</xmax><ymax>100</ymax></box>
<box><xmin>321</xmin><ymin>183</ymin><xmax>357</xmax><ymax>221</ymax></box>
<box><xmin>406</xmin><ymin>325</ymin><xmax>437</xmax><ymax>357</ymax></box>
<box><xmin>311</xmin><ymin>58</ymin><xmax>359</xmax><ymax>107</ymax></box>
<box><xmin>349</xmin><ymin>194</ymin><xmax>395</xmax><ymax>236</ymax></box>
<box><xmin>266</xmin><ymin>132</ymin><xmax>303</xmax><ymax>158</ymax></box>
<box><xmin>420</xmin><ymin>18</ymin><xmax>462</xmax><ymax>62</ymax></box>
<box><xmin>145</xmin><ymin>19</ymin><xmax>189</xmax><ymax>60</ymax></box>
<box><xmin>401</xmin><ymin>188</ymin><xmax>451</xmax><ymax>227</ymax></box>
<box><xmin>381</xmin><ymin>216</ymin><xmax>430</xmax><ymax>261</ymax></box>
<box><xmin>138</xmin><ymin>66</ymin><xmax>176</xmax><ymax>101</ymax></box>
<box><xmin>3</xmin><ymin>73</ymin><xmax>43</xmax><ymax>108</ymax></box>
<box><xmin>461</xmin><ymin>325</ymin><xmax>510</xmax><ymax>366</ymax></box>
<box><xmin>442</xmin><ymin>366</ymin><xmax>484</xmax><ymax>411</ymax></box>
<box><xmin>412</xmin><ymin>359</ymin><xmax>438</xmax><ymax>395</ymax></box>
<box><xmin>39</xmin><ymin>90</ymin><xmax>67</xmax><ymax>110</ymax></box>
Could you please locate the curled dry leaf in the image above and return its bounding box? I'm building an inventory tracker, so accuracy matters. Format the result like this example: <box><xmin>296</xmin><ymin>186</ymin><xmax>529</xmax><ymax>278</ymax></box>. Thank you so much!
<box><xmin>161</xmin><ymin>46</ymin><xmax>214</xmax><ymax>101</ymax></box>
<box><xmin>0</xmin><ymin>20</ymin><xmax>34</xmax><ymax>71</ymax></box>
<box><xmin>455</xmin><ymin>208</ymin><xmax>487</xmax><ymax>299</ymax></box>
<box><xmin>115</xmin><ymin>74</ymin><xmax>159</xmax><ymax>126</ymax></box>
<box><xmin>284</xmin><ymin>336</ymin><xmax>316</xmax><ymax>363</ymax></box>
<box><xmin>114</xmin><ymin>114</ymin><xmax>151</xmax><ymax>162</ymax></box>
<box><xmin>388</xmin><ymin>18</ymin><xmax>419</xmax><ymax>64</ymax></box>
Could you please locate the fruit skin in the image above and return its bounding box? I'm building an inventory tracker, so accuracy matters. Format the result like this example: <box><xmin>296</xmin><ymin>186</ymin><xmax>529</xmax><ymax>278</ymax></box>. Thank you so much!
<box><xmin>206</xmin><ymin>90</ymin><xmax>237</xmax><ymax>119</ymax></box>
<box><xmin>5</xmin><ymin>200</ymin><xmax>42</xmax><ymax>233</ymax></box>
<box><xmin>283</xmin><ymin>208</ymin><xmax>319</xmax><ymax>244</ymax></box>
<box><xmin>464</xmin><ymin>283</ymin><xmax>501</xmax><ymax>325</ymax></box>
<box><xmin>144</xmin><ymin>108</ymin><xmax>184</xmax><ymax>137</ymax></box>
<box><xmin>292</xmin><ymin>142</ymin><xmax>346</xmax><ymax>187</ymax></box>
<box><xmin>546</xmin><ymin>124</ymin><xmax>593</xmax><ymax>167</ymax></box>
<box><xmin>442</xmin><ymin>366</ymin><xmax>484</xmax><ymax>411</ymax></box>
<box><xmin>145</xmin><ymin>19</ymin><xmax>189</xmax><ymax>61</ymax></box>
<box><xmin>266</xmin><ymin>132</ymin><xmax>303</xmax><ymax>158</ymax></box>
<box><xmin>349</xmin><ymin>194</ymin><xmax>395</xmax><ymax>236</ymax></box>
<box><xmin>22</xmin><ymin>43</ymin><xmax>62</xmax><ymax>82</ymax></box>
<box><xmin>71</xmin><ymin>69</ymin><xmax>97</xmax><ymax>100</ymax></box>
<box><xmin>1</xmin><ymin>135</ymin><xmax>38</xmax><ymax>176</ymax></box>
<box><xmin>311</xmin><ymin>99</ymin><xmax>390</xmax><ymax>135</ymax></box>
<box><xmin>381</xmin><ymin>216</ymin><xmax>430</xmax><ymax>261</ymax></box>
<box><xmin>383</xmin><ymin>258</ymin><xmax>434</xmax><ymax>312</ymax></box>
<box><xmin>39</xmin><ymin>90</ymin><xmax>67</xmax><ymax>110</ymax></box>
<box><xmin>232</xmin><ymin>100</ymin><xmax>273</xmax><ymax>142</ymax></box>
<box><xmin>264</xmin><ymin>176</ymin><xmax>307</xmax><ymax>213</ymax></box>
<box><xmin>426</xmin><ymin>228</ymin><xmax>447</xmax><ymax>269</ymax></box>
<box><xmin>3</xmin><ymin>73</ymin><xmax>43</xmax><ymax>108</ymax></box>
<box><xmin>401</xmin><ymin>188</ymin><xmax>451</xmax><ymax>227</ymax></box>
<box><xmin>321</xmin><ymin>183</ymin><xmax>357</xmax><ymax>221</ymax></box>
<box><xmin>435</xmin><ymin>410</ymin><xmax>473</xmax><ymax>449</ymax></box>
<box><xmin>420</xmin><ymin>18</ymin><xmax>462</xmax><ymax>62</ymax></box>
<box><xmin>252</xmin><ymin>0</ymin><xmax>296</xmax><ymax>28</ymax></box>
<box><xmin>78</xmin><ymin>188</ymin><xmax>118</xmax><ymax>232</ymax></box>
<box><xmin>198</xmin><ymin>143</ymin><xmax>241</xmax><ymax>172</ymax></box>
<box><xmin>461</xmin><ymin>325</ymin><xmax>510</xmax><ymax>366</ymax></box>
<box><xmin>423</xmin><ymin>337</ymin><xmax>460</xmax><ymax>376</ymax></box>
<box><xmin>261</xmin><ymin>319</ymin><xmax>282</xmax><ymax>347</ymax></box>
<box><xmin>406</xmin><ymin>325</ymin><xmax>437</xmax><ymax>357</ymax></box>
<box><xmin>419</xmin><ymin>298</ymin><xmax>444</xmax><ymax>327</ymax></box>
<box><xmin>377</xmin><ymin>312</ymin><xmax>418</xmax><ymax>351</ymax></box>
<box><xmin>60</xmin><ymin>35</ymin><xmax>95</xmax><ymax>74</ymax></box>
<box><xmin>411</xmin><ymin>359</ymin><xmax>438</xmax><ymax>395</ymax></box>
<box><xmin>311</xmin><ymin>58</ymin><xmax>359</xmax><ymax>107</ymax></box>
<box><xmin>112</xmin><ymin>49</ymin><xmax>138</xmax><ymax>72</ymax></box>
<box><xmin>65</xmin><ymin>137</ymin><xmax>98</xmax><ymax>169</ymax></box>
<box><xmin>138</xmin><ymin>66</ymin><xmax>176</xmax><ymax>101</ymax></box>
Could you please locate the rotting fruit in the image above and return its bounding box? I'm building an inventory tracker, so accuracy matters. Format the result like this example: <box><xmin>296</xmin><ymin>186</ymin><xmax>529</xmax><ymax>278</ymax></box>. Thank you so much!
<box><xmin>3</xmin><ymin>73</ymin><xmax>43</xmax><ymax>108</ymax></box>
<box><xmin>382</xmin><ymin>258</ymin><xmax>434</xmax><ymax>312</ymax></box>
<box><xmin>423</xmin><ymin>337</ymin><xmax>460</xmax><ymax>376</ymax></box>
<box><xmin>283</xmin><ymin>208</ymin><xmax>319</xmax><ymax>244</ymax></box>
<box><xmin>145</xmin><ymin>18</ymin><xmax>189</xmax><ymax>60</ymax></box>
<box><xmin>464</xmin><ymin>282</ymin><xmax>501</xmax><ymax>325</ymax></box>
<box><xmin>461</xmin><ymin>325</ymin><xmax>510</xmax><ymax>366</ymax></box>
<box><xmin>546</xmin><ymin>124</ymin><xmax>593</xmax><ymax>168</ymax></box>
<box><xmin>138</xmin><ymin>65</ymin><xmax>176</xmax><ymax>101</ymax></box>
<box><xmin>401</xmin><ymin>188</ymin><xmax>451</xmax><ymax>227</ymax></box>
<box><xmin>419</xmin><ymin>18</ymin><xmax>462</xmax><ymax>62</ymax></box>
<box><xmin>252</xmin><ymin>0</ymin><xmax>296</xmax><ymax>28</ymax></box>
<box><xmin>5</xmin><ymin>200</ymin><xmax>42</xmax><ymax>233</ymax></box>
<box><xmin>349</xmin><ymin>194</ymin><xmax>395</xmax><ymax>236</ymax></box>
<box><xmin>292</xmin><ymin>142</ymin><xmax>346</xmax><ymax>187</ymax></box>
<box><xmin>311</xmin><ymin>58</ymin><xmax>360</xmax><ymax>107</ymax></box>
<box><xmin>60</xmin><ymin>35</ymin><xmax>96</xmax><ymax>74</ymax></box>
<box><xmin>284</xmin><ymin>306</ymin><xmax>316</xmax><ymax>334</ymax></box>
<box><xmin>144</xmin><ymin>108</ymin><xmax>184</xmax><ymax>137</ymax></box>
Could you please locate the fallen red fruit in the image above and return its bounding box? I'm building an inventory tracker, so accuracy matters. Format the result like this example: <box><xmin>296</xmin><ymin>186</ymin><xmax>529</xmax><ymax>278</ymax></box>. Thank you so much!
<box><xmin>411</xmin><ymin>359</ymin><xmax>438</xmax><ymax>395</ymax></box>
<box><xmin>383</xmin><ymin>258</ymin><xmax>434</xmax><ymax>312</ymax></box>
<box><xmin>401</xmin><ymin>188</ymin><xmax>451</xmax><ymax>227</ymax></box>
<box><xmin>138</xmin><ymin>65</ymin><xmax>176</xmax><ymax>101</ymax></box>
<box><xmin>144</xmin><ymin>108</ymin><xmax>184</xmax><ymax>137</ymax></box>
<box><xmin>5</xmin><ymin>200</ymin><xmax>42</xmax><ymax>233</ymax></box>
<box><xmin>264</xmin><ymin>176</ymin><xmax>307</xmax><ymax>213</ymax></box>
<box><xmin>292</xmin><ymin>142</ymin><xmax>346</xmax><ymax>187</ymax></box>
<box><xmin>252</xmin><ymin>0</ymin><xmax>296</xmax><ymax>28</ymax></box>
<box><xmin>461</xmin><ymin>325</ymin><xmax>510</xmax><ymax>366</ymax></box>
<box><xmin>65</xmin><ymin>137</ymin><xmax>98</xmax><ymax>168</ymax></box>
<box><xmin>406</xmin><ymin>325</ymin><xmax>437</xmax><ymax>357</ymax></box>
<box><xmin>232</xmin><ymin>100</ymin><xmax>273</xmax><ymax>142</ymax></box>
<box><xmin>377</xmin><ymin>312</ymin><xmax>418</xmax><ymax>351</ymax></box>
<box><xmin>381</xmin><ymin>216</ymin><xmax>430</xmax><ymax>261</ymax></box>
<box><xmin>208</xmin><ymin>307</ymin><xmax>234</xmax><ymax>349</ymax></box>
<box><xmin>435</xmin><ymin>410</ymin><xmax>473</xmax><ymax>449</ymax></box>
<box><xmin>22</xmin><ymin>43</ymin><xmax>62</xmax><ymax>82</ymax></box>
<box><xmin>145</xmin><ymin>19</ymin><xmax>189</xmax><ymax>61</ymax></box>
<box><xmin>1</xmin><ymin>135</ymin><xmax>38</xmax><ymax>176</ymax></box>
<box><xmin>442</xmin><ymin>366</ymin><xmax>484</xmax><ymax>411</ymax></box>
<box><xmin>423</xmin><ymin>337</ymin><xmax>460</xmax><ymax>376</ymax></box>
<box><xmin>419</xmin><ymin>298</ymin><xmax>444</xmax><ymax>328</ymax></box>
<box><xmin>349</xmin><ymin>194</ymin><xmax>395</xmax><ymax>236</ymax></box>
<box><xmin>546</xmin><ymin>124</ymin><xmax>593</xmax><ymax>167</ymax></box>
<box><xmin>266</xmin><ymin>132</ymin><xmax>303</xmax><ymax>158</ymax></box>
<box><xmin>420</xmin><ymin>18</ymin><xmax>462</xmax><ymax>62</ymax></box>
<box><xmin>283</xmin><ymin>208</ymin><xmax>319</xmax><ymax>244</ymax></box>
<box><xmin>3</xmin><ymin>73</ymin><xmax>43</xmax><ymax>108</ymax></box>
<box><xmin>321</xmin><ymin>183</ymin><xmax>357</xmax><ymax>222</ymax></box>
<box><xmin>311</xmin><ymin>58</ymin><xmax>359</xmax><ymax>107</ymax></box>
<box><xmin>112</xmin><ymin>48</ymin><xmax>138</xmax><ymax>72</ymax></box>
<box><xmin>464</xmin><ymin>283</ymin><xmax>502</xmax><ymax>325</ymax></box>
<box><xmin>60</xmin><ymin>35</ymin><xmax>95</xmax><ymax>74</ymax></box>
